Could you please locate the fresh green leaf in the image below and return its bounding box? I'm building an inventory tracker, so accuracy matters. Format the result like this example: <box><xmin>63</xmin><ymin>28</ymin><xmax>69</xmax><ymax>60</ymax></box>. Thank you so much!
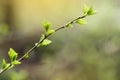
<box><xmin>8</xmin><ymin>48</ymin><xmax>18</xmax><ymax>62</ymax></box>
<box><xmin>38</xmin><ymin>34</ymin><xmax>45</xmax><ymax>45</ymax></box>
<box><xmin>23</xmin><ymin>54</ymin><xmax>29</xmax><ymax>59</ymax></box>
<box><xmin>42</xmin><ymin>21</ymin><xmax>52</xmax><ymax>31</ymax></box>
<box><xmin>36</xmin><ymin>34</ymin><xmax>46</xmax><ymax>47</ymax></box>
<box><xmin>46</xmin><ymin>29</ymin><xmax>55</xmax><ymax>35</ymax></box>
<box><xmin>87</xmin><ymin>6</ymin><xmax>97</xmax><ymax>15</ymax></box>
<box><xmin>35</xmin><ymin>42</ymin><xmax>40</xmax><ymax>47</ymax></box>
<box><xmin>8</xmin><ymin>64</ymin><xmax>14</xmax><ymax>69</ymax></box>
<box><xmin>76</xmin><ymin>19</ymin><xmax>87</xmax><ymax>25</ymax></box>
<box><xmin>40</xmin><ymin>39</ymin><xmax>52</xmax><ymax>46</ymax></box>
<box><xmin>83</xmin><ymin>4</ymin><xmax>89</xmax><ymax>15</ymax></box>
<box><xmin>66</xmin><ymin>23</ymin><xmax>73</xmax><ymax>28</ymax></box>
<box><xmin>12</xmin><ymin>60</ymin><xmax>21</xmax><ymax>65</ymax></box>
<box><xmin>1</xmin><ymin>59</ymin><xmax>7</xmax><ymax>69</ymax></box>
<box><xmin>2</xmin><ymin>63</ymin><xmax>11</xmax><ymax>70</ymax></box>
<box><xmin>6</xmin><ymin>63</ymin><xmax>11</xmax><ymax>68</ymax></box>
<box><xmin>39</xmin><ymin>34</ymin><xmax>45</xmax><ymax>42</ymax></box>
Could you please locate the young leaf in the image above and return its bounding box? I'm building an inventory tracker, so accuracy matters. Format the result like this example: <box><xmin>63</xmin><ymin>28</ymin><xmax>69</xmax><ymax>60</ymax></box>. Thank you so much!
<box><xmin>66</xmin><ymin>23</ymin><xmax>73</xmax><ymax>28</ymax></box>
<box><xmin>40</xmin><ymin>39</ymin><xmax>52</xmax><ymax>46</ymax></box>
<box><xmin>1</xmin><ymin>63</ymin><xmax>11</xmax><ymax>70</ymax></box>
<box><xmin>87</xmin><ymin>6</ymin><xmax>97</xmax><ymax>15</ymax></box>
<box><xmin>36</xmin><ymin>43</ymin><xmax>41</xmax><ymax>47</ymax></box>
<box><xmin>1</xmin><ymin>59</ymin><xmax>7</xmax><ymax>69</ymax></box>
<box><xmin>76</xmin><ymin>19</ymin><xmax>87</xmax><ymax>25</ymax></box>
<box><xmin>46</xmin><ymin>29</ymin><xmax>55</xmax><ymax>35</ymax></box>
<box><xmin>39</xmin><ymin>34</ymin><xmax>45</xmax><ymax>42</ymax></box>
<box><xmin>23</xmin><ymin>54</ymin><xmax>29</xmax><ymax>59</ymax></box>
<box><xmin>42</xmin><ymin>21</ymin><xmax>52</xmax><ymax>31</ymax></box>
<box><xmin>8</xmin><ymin>48</ymin><xmax>18</xmax><ymax>62</ymax></box>
<box><xmin>12</xmin><ymin>60</ymin><xmax>21</xmax><ymax>65</ymax></box>
<box><xmin>8</xmin><ymin>64</ymin><xmax>14</xmax><ymax>69</ymax></box>
<box><xmin>83</xmin><ymin>4</ymin><xmax>89</xmax><ymax>15</ymax></box>
<box><xmin>35</xmin><ymin>34</ymin><xmax>46</xmax><ymax>47</ymax></box>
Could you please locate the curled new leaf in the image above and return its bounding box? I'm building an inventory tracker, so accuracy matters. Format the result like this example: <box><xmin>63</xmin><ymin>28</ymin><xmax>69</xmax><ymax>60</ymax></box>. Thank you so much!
<box><xmin>42</xmin><ymin>21</ymin><xmax>52</xmax><ymax>31</ymax></box>
<box><xmin>46</xmin><ymin>29</ymin><xmax>55</xmax><ymax>35</ymax></box>
<box><xmin>83</xmin><ymin>4</ymin><xmax>97</xmax><ymax>15</ymax></box>
<box><xmin>87</xmin><ymin>6</ymin><xmax>97</xmax><ymax>15</ymax></box>
<box><xmin>39</xmin><ymin>34</ymin><xmax>45</xmax><ymax>42</ymax></box>
<box><xmin>7</xmin><ymin>64</ymin><xmax>14</xmax><ymax>69</ymax></box>
<box><xmin>35</xmin><ymin>34</ymin><xmax>46</xmax><ymax>47</ymax></box>
<box><xmin>76</xmin><ymin>19</ymin><xmax>87</xmax><ymax>25</ymax></box>
<box><xmin>40</xmin><ymin>39</ymin><xmax>52</xmax><ymax>46</ymax></box>
<box><xmin>66</xmin><ymin>23</ymin><xmax>73</xmax><ymax>28</ymax></box>
<box><xmin>1</xmin><ymin>62</ymin><xmax>11</xmax><ymax>70</ymax></box>
<box><xmin>1</xmin><ymin>59</ymin><xmax>7</xmax><ymax>69</ymax></box>
<box><xmin>12</xmin><ymin>60</ymin><xmax>21</xmax><ymax>65</ymax></box>
<box><xmin>8</xmin><ymin>48</ymin><xmax>18</xmax><ymax>62</ymax></box>
<box><xmin>83</xmin><ymin>4</ymin><xmax>89</xmax><ymax>15</ymax></box>
<box><xmin>23</xmin><ymin>54</ymin><xmax>29</xmax><ymax>59</ymax></box>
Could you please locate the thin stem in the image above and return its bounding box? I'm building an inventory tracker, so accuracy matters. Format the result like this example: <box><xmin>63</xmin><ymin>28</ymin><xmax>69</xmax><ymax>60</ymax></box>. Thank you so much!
<box><xmin>0</xmin><ymin>14</ymin><xmax>87</xmax><ymax>76</ymax></box>
<box><xmin>0</xmin><ymin>64</ymin><xmax>12</xmax><ymax>75</ymax></box>
<box><xmin>18</xmin><ymin>45</ymin><xmax>37</xmax><ymax>61</ymax></box>
<box><xmin>55</xmin><ymin>15</ymin><xmax>87</xmax><ymax>32</ymax></box>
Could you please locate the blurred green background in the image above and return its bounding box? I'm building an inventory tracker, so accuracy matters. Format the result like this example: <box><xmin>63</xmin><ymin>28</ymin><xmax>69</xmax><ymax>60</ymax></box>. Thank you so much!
<box><xmin>0</xmin><ymin>0</ymin><xmax>120</xmax><ymax>80</ymax></box>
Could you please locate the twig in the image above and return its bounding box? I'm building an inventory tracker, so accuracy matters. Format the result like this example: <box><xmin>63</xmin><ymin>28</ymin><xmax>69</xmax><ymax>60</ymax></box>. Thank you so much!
<box><xmin>0</xmin><ymin>14</ymin><xmax>87</xmax><ymax>75</ymax></box>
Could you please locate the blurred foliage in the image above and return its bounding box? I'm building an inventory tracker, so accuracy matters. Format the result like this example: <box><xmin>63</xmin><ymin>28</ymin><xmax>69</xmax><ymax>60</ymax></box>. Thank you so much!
<box><xmin>0</xmin><ymin>23</ymin><xmax>9</xmax><ymax>36</ymax></box>
<box><xmin>0</xmin><ymin>23</ymin><xmax>9</xmax><ymax>44</ymax></box>
<box><xmin>36</xmin><ymin>26</ymin><xmax>120</xmax><ymax>80</ymax></box>
<box><xmin>9</xmin><ymin>70</ymin><xmax>28</xmax><ymax>80</ymax></box>
<box><xmin>0</xmin><ymin>70</ymin><xmax>28</xmax><ymax>80</ymax></box>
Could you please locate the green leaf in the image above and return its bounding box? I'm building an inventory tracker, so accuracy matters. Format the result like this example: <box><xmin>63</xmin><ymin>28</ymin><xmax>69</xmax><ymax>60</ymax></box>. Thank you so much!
<box><xmin>46</xmin><ymin>29</ymin><xmax>55</xmax><ymax>35</ymax></box>
<box><xmin>8</xmin><ymin>48</ymin><xmax>18</xmax><ymax>62</ymax></box>
<box><xmin>38</xmin><ymin>34</ymin><xmax>45</xmax><ymax>42</ymax></box>
<box><xmin>87</xmin><ymin>6</ymin><xmax>97</xmax><ymax>15</ymax></box>
<box><xmin>66</xmin><ymin>23</ymin><xmax>73</xmax><ymax>28</ymax></box>
<box><xmin>2</xmin><ymin>63</ymin><xmax>11</xmax><ymax>70</ymax></box>
<box><xmin>83</xmin><ymin>4</ymin><xmax>89</xmax><ymax>15</ymax></box>
<box><xmin>36</xmin><ymin>43</ymin><xmax>41</xmax><ymax>47</ymax></box>
<box><xmin>1</xmin><ymin>59</ymin><xmax>7</xmax><ymax>69</ymax></box>
<box><xmin>8</xmin><ymin>64</ymin><xmax>14</xmax><ymax>69</ymax></box>
<box><xmin>23</xmin><ymin>54</ymin><xmax>29</xmax><ymax>59</ymax></box>
<box><xmin>12</xmin><ymin>60</ymin><xmax>21</xmax><ymax>65</ymax></box>
<box><xmin>76</xmin><ymin>19</ymin><xmax>87</xmax><ymax>25</ymax></box>
<box><xmin>40</xmin><ymin>39</ymin><xmax>52</xmax><ymax>46</ymax></box>
<box><xmin>35</xmin><ymin>34</ymin><xmax>46</xmax><ymax>47</ymax></box>
<box><xmin>42</xmin><ymin>21</ymin><xmax>52</xmax><ymax>31</ymax></box>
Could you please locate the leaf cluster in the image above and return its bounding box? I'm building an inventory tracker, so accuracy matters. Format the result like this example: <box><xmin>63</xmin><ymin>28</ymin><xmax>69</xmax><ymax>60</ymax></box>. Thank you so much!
<box><xmin>1</xmin><ymin>48</ymin><xmax>21</xmax><ymax>74</ymax></box>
